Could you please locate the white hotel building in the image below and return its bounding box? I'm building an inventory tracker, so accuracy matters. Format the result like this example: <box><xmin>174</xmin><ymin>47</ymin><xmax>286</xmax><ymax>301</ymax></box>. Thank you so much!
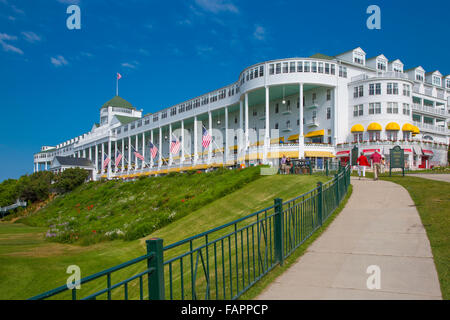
<box><xmin>34</xmin><ymin>47</ymin><xmax>450</xmax><ymax>179</ymax></box>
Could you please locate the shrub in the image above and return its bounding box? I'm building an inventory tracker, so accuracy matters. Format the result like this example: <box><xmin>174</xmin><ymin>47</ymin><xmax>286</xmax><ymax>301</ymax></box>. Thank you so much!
<box><xmin>54</xmin><ymin>168</ymin><xmax>89</xmax><ymax>194</ymax></box>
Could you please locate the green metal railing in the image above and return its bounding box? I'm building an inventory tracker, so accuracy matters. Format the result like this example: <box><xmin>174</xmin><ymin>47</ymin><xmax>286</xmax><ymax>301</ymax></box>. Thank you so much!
<box><xmin>30</xmin><ymin>165</ymin><xmax>351</xmax><ymax>300</ymax></box>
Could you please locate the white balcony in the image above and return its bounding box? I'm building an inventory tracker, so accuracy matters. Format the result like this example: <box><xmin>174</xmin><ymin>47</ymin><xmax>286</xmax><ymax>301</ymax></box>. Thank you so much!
<box><xmin>412</xmin><ymin>104</ymin><xmax>448</xmax><ymax>117</ymax></box>
<box><xmin>413</xmin><ymin>121</ymin><xmax>448</xmax><ymax>134</ymax></box>
<box><xmin>306</xmin><ymin>118</ymin><xmax>319</xmax><ymax>127</ymax></box>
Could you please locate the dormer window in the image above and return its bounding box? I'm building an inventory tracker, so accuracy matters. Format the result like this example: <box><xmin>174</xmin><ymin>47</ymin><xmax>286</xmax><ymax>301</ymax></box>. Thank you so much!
<box><xmin>446</xmin><ymin>79</ymin><xmax>450</xmax><ymax>89</ymax></box>
<box><xmin>432</xmin><ymin>76</ymin><xmax>441</xmax><ymax>86</ymax></box>
<box><xmin>416</xmin><ymin>72</ymin><xmax>424</xmax><ymax>82</ymax></box>
<box><xmin>354</xmin><ymin>52</ymin><xmax>364</xmax><ymax>65</ymax></box>
<box><xmin>377</xmin><ymin>60</ymin><xmax>387</xmax><ymax>71</ymax></box>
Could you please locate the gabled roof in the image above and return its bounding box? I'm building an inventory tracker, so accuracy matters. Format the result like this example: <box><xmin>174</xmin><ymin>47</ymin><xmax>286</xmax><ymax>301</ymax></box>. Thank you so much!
<box><xmin>404</xmin><ymin>66</ymin><xmax>425</xmax><ymax>73</ymax></box>
<box><xmin>52</xmin><ymin>156</ymin><xmax>94</xmax><ymax>167</ymax></box>
<box><xmin>366</xmin><ymin>54</ymin><xmax>388</xmax><ymax>61</ymax></box>
<box><xmin>309</xmin><ymin>53</ymin><xmax>335</xmax><ymax>60</ymax></box>
<box><xmin>114</xmin><ymin>115</ymin><xmax>140</xmax><ymax>125</ymax></box>
<box><xmin>389</xmin><ymin>59</ymin><xmax>403</xmax><ymax>65</ymax></box>
<box><xmin>425</xmin><ymin>70</ymin><xmax>442</xmax><ymax>76</ymax></box>
<box><xmin>336</xmin><ymin>47</ymin><xmax>366</xmax><ymax>56</ymax></box>
<box><xmin>101</xmin><ymin>96</ymin><xmax>135</xmax><ymax>110</ymax></box>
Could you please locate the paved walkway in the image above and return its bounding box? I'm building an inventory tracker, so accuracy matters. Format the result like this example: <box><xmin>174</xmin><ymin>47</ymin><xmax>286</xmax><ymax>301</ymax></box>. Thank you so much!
<box><xmin>256</xmin><ymin>178</ymin><xmax>442</xmax><ymax>300</ymax></box>
<box><xmin>407</xmin><ymin>173</ymin><xmax>450</xmax><ymax>183</ymax></box>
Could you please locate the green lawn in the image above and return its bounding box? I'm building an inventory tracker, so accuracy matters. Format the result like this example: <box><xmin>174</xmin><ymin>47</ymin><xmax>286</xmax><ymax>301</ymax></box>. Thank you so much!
<box><xmin>0</xmin><ymin>173</ymin><xmax>330</xmax><ymax>300</ymax></box>
<box><xmin>380</xmin><ymin>176</ymin><xmax>450</xmax><ymax>299</ymax></box>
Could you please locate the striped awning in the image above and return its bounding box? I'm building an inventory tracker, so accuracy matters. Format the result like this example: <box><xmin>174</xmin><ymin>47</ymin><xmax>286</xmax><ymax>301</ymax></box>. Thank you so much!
<box><xmin>422</xmin><ymin>149</ymin><xmax>434</xmax><ymax>156</ymax></box>
<box><xmin>336</xmin><ymin>150</ymin><xmax>350</xmax><ymax>157</ymax></box>
<box><xmin>287</xmin><ymin>134</ymin><xmax>299</xmax><ymax>141</ymax></box>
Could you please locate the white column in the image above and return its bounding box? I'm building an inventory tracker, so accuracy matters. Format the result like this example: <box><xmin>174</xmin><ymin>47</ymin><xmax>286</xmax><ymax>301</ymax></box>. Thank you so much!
<box><xmin>225</xmin><ymin>106</ymin><xmax>229</xmax><ymax>164</ymax></box>
<box><xmin>89</xmin><ymin>147</ymin><xmax>92</xmax><ymax>162</ymax></box>
<box><xmin>128</xmin><ymin>136</ymin><xmax>131</xmax><ymax>172</ymax></box>
<box><xmin>121</xmin><ymin>138</ymin><xmax>125</xmax><ymax>172</ymax></box>
<box><xmin>299</xmin><ymin>83</ymin><xmax>304</xmax><ymax>159</ymax></box>
<box><xmin>114</xmin><ymin>141</ymin><xmax>117</xmax><ymax>172</ymax></box>
<box><xmin>95</xmin><ymin>144</ymin><xmax>98</xmax><ymax>174</ymax></box>
<box><xmin>264</xmin><ymin>86</ymin><xmax>270</xmax><ymax>163</ymax></box>
<box><xmin>333</xmin><ymin>86</ymin><xmax>338</xmax><ymax>146</ymax></box>
<box><xmin>194</xmin><ymin>116</ymin><xmax>198</xmax><ymax>164</ymax></box>
<box><xmin>142</xmin><ymin>132</ymin><xmax>145</xmax><ymax>170</ymax></box>
<box><xmin>150</xmin><ymin>130</ymin><xmax>154</xmax><ymax>168</ymax></box>
<box><xmin>108</xmin><ymin>139</ymin><xmax>112</xmax><ymax>177</ymax></box>
<box><xmin>181</xmin><ymin>120</ymin><xmax>185</xmax><ymax>165</ymax></box>
<box><xmin>239</xmin><ymin>100</ymin><xmax>243</xmax><ymax>164</ymax></box>
<box><xmin>45</xmin><ymin>162</ymin><xmax>48</xmax><ymax>170</ymax></box>
<box><xmin>169</xmin><ymin>124</ymin><xmax>173</xmax><ymax>165</ymax></box>
<box><xmin>83</xmin><ymin>149</ymin><xmax>86</xmax><ymax>158</ymax></box>
<box><xmin>158</xmin><ymin>127</ymin><xmax>162</xmax><ymax>168</ymax></box>
<box><xmin>135</xmin><ymin>135</ymin><xmax>139</xmax><ymax>171</ymax></box>
<box><xmin>208</xmin><ymin>111</ymin><xmax>212</xmax><ymax>163</ymax></box>
<box><xmin>244</xmin><ymin>93</ymin><xmax>249</xmax><ymax>158</ymax></box>
<box><xmin>101</xmin><ymin>143</ymin><xmax>105</xmax><ymax>174</ymax></box>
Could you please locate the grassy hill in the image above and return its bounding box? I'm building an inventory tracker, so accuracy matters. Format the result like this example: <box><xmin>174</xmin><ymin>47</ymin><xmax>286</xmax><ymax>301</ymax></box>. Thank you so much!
<box><xmin>0</xmin><ymin>173</ymin><xmax>329</xmax><ymax>299</ymax></box>
<box><xmin>17</xmin><ymin>167</ymin><xmax>262</xmax><ymax>245</ymax></box>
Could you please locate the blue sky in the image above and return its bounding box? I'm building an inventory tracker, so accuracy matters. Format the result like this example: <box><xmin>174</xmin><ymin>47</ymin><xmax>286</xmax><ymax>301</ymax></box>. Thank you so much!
<box><xmin>0</xmin><ymin>0</ymin><xmax>449</xmax><ymax>182</ymax></box>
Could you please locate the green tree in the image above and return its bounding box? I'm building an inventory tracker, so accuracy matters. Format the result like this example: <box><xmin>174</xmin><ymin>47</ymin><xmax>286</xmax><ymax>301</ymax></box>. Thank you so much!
<box><xmin>54</xmin><ymin>168</ymin><xmax>89</xmax><ymax>194</ymax></box>
<box><xmin>0</xmin><ymin>179</ymin><xmax>19</xmax><ymax>207</ymax></box>
<box><xmin>16</xmin><ymin>171</ymin><xmax>55</xmax><ymax>203</ymax></box>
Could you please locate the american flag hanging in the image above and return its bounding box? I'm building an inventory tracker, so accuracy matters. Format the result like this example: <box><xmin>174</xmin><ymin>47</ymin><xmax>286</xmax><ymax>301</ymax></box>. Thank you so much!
<box><xmin>134</xmin><ymin>150</ymin><xmax>145</xmax><ymax>161</ymax></box>
<box><xmin>115</xmin><ymin>150</ymin><xmax>122</xmax><ymax>167</ymax></box>
<box><xmin>202</xmin><ymin>127</ymin><xmax>212</xmax><ymax>149</ymax></box>
<box><xmin>149</xmin><ymin>142</ymin><xmax>158</xmax><ymax>159</ymax></box>
<box><xmin>170</xmin><ymin>137</ymin><xmax>181</xmax><ymax>154</ymax></box>
<box><xmin>103</xmin><ymin>153</ymin><xmax>111</xmax><ymax>169</ymax></box>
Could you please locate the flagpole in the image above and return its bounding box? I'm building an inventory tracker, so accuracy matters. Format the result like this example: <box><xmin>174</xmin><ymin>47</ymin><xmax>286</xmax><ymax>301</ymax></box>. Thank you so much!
<box><xmin>116</xmin><ymin>76</ymin><xmax>118</xmax><ymax>96</ymax></box>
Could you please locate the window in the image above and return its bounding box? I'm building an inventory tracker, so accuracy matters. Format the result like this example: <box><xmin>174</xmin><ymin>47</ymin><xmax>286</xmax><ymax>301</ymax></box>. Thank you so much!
<box><xmin>387</xmin><ymin>131</ymin><xmax>398</xmax><ymax>141</ymax></box>
<box><xmin>339</xmin><ymin>66</ymin><xmax>347</xmax><ymax>78</ymax></box>
<box><xmin>393</xmin><ymin>83</ymin><xmax>398</xmax><ymax>94</ymax></box>
<box><xmin>289</xmin><ymin>62</ymin><xmax>295</xmax><ymax>73</ymax></box>
<box><xmin>297</xmin><ymin>61</ymin><xmax>303</xmax><ymax>72</ymax></box>
<box><xmin>304</xmin><ymin>61</ymin><xmax>310</xmax><ymax>72</ymax></box>
<box><xmin>416</xmin><ymin>73</ymin><xmax>424</xmax><ymax>82</ymax></box>
<box><xmin>153</xmin><ymin>114</ymin><xmax>159</xmax><ymax>122</ymax></box>
<box><xmin>387</xmin><ymin>102</ymin><xmax>398</xmax><ymax>114</ymax></box>
<box><xmin>327</xmin><ymin>107</ymin><xmax>331</xmax><ymax>119</ymax></box>
<box><xmin>286</xmin><ymin>100</ymin><xmax>291</xmax><ymax>111</ymax></box>
<box><xmin>368</xmin><ymin>102</ymin><xmax>381</xmax><ymax>114</ymax></box>
<box><xmin>359</xmin><ymin>85</ymin><xmax>364</xmax><ymax>97</ymax></box>
<box><xmin>403</xmin><ymin>103</ymin><xmax>410</xmax><ymax>115</ymax></box>
<box><xmin>275</xmin><ymin>103</ymin><xmax>279</xmax><ymax>113</ymax></box>
<box><xmin>353</xmin><ymin>105</ymin><xmax>363</xmax><ymax>117</ymax></box>
<box><xmin>318</xmin><ymin>62</ymin><xmax>324</xmax><ymax>73</ymax></box>
<box><xmin>276</xmin><ymin>63</ymin><xmax>281</xmax><ymax>74</ymax></box>
<box><xmin>353</xmin><ymin>87</ymin><xmax>359</xmax><ymax>98</ymax></box>
<box><xmin>252</xmin><ymin>108</ymin><xmax>257</xmax><ymax>116</ymax></box>
<box><xmin>403</xmin><ymin>131</ymin><xmax>411</xmax><ymax>140</ymax></box>
<box><xmin>234</xmin><ymin>117</ymin><xmax>237</xmax><ymax>124</ymax></box>
<box><xmin>161</xmin><ymin>111</ymin><xmax>167</xmax><ymax>119</ymax></box>
<box><xmin>259</xmin><ymin>65</ymin><xmax>264</xmax><ymax>77</ymax></box>
<box><xmin>269</xmin><ymin>64</ymin><xmax>274</xmax><ymax>75</ymax></box>
<box><xmin>286</xmin><ymin>120</ymin><xmax>291</xmax><ymax>129</ymax></box>
<box><xmin>353</xmin><ymin>133</ymin><xmax>363</xmax><ymax>143</ymax></box>
<box><xmin>369</xmin><ymin>84</ymin><xmax>375</xmax><ymax>95</ymax></box>
<box><xmin>312</xmin><ymin>93</ymin><xmax>317</xmax><ymax>104</ymax></box>
<box><xmin>387</xmin><ymin>83</ymin><xmax>393</xmax><ymax>94</ymax></box>
<box><xmin>377</xmin><ymin>61</ymin><xmax>387</xmax><ymax>71</ymax></box>
<box><xmin>275</xmin><ymin>123</ymin><xmax>279</xmax><ymax>129</ymax></box>
<box><xmin>403</xmin><ymin>84</ymin><xmax>410</xmax><ymax>96</ymax></box>
<box><xmin>327</xmin><ymin>89</ymin><xmax>331</xmax><ymax>101</ymax></box>
<box><xmin>325</xmin><ymin>63</ymin><xmax>330</xmax><ymax>74</ymax></box>
<box><xmin>369</xmin><ymin>131</ymin><xmax>380</xmax><ymax>142</ymax></box>
<box><xmin>446</xmin><ymin>79</ymin><xmax>450</xmax><ymax>89</ymax></box>
<box><xmin>432</xmin><ymin>76</ymin><xmax>441</xmax><ymax>86</ymax></box>
<box><xmin>331</xmin><ymin>64</ymin><xmax>336</xmax><ymax>75</ymax></box>
<box><xmin>170</xmin><ymin>107</ymin><xmax>177</xmax><ymax>116</ymax></box>
<box><xmin>375</xmin><ymin>83</ymin><xmax>381</xmax><ymax>95</ymax></box>
<box><xmin>312</xmin><ymin>62</ymin><xmax>317</xmax><ymax>73</ymax></box>
<box><xmin>282</xmin><ymin>62</ymin><xmax>288</xmax><ymax>73</ymax></box>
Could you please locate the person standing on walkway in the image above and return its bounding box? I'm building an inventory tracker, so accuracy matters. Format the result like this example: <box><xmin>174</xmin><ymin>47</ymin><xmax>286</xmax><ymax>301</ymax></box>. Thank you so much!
<box><xmin>370</xmin><ymin>150</ymin><xmax>382</xmax><ymax>180</ymax></box>
<box><xmin>356</xmin><ymin>152</ymin><xmax>369</xmax><ymax>179</ymax></box>
<box><xmin>280</xmin><ymin>154</ymin><xmax>287</xmax><ymax>174</ymax></box>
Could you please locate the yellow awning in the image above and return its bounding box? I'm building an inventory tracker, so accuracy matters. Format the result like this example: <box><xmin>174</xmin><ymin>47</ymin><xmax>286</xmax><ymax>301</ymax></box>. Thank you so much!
<box><xmin>304</xmin><ymin>129</ymin><xmax>324</xmax><ymax>138</ymax></box>
<box><xmin>351</xmin><ymin>124</ymin><xmax>364</xmax><ymax>133</ymax></box>
<box><xmin>367</xmin><ymin>122</ymin><xmax>382</xmax><ymax>131</ymax></box>
<box><xmin>412</xmin><ymin>125</ymin><xmax>420</xmax><ymax>135</ymax></box>
<box><xmin>287</xmin><ymin>134</ymin><xmax>299</xmax><ymax>141</ymax></box>
<box><xmin>229</xmin><ymin>145</ymin><xmax>238</xmax><ymax>150</ymax></box>
<box><xmin>267</xmin><ymin>151</ymin><xmax>299</xmax><ymax>159</ymax></box>
<box><xmin>304</xmin><ymin>151</ymin><xmax>335</xmax><ymax>158</ymax></box>
<box><xmin>402</xmin><ymin>123</ymin><xmax>414</xmax><ymax>132</ymax></box>
<box><xmin>386</xmin><ymin>122</ymin><xmax>400</xmax><ymax>131</ymax></box>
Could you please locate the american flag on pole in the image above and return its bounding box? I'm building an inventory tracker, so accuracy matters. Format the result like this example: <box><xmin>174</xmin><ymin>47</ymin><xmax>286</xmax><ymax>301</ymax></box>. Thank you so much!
<box><xmin>115</xmin><ymin>150</ymin><xmax>122</xmax><ymax>167</ymax></box>
<box><xmin>202</xmin><ymin>127</ymin><xmax>212</xmax><ymax>148</ymax></box>
<box><xmin>117</xmin><ymin>72</ymin><xmax>122</xmax><ymax>80</ymax></box>
<box><xmin>170</xmin><ymin>136</ymin><xmax>181</xmax><ymax>154</ymax></box>
<box><xmin>134</xmin><ymin>150</ymin><xmax>145</xmax><ymax>162</ymax></box>
<box><xmin>103</xmin><ymin>153</ymin><xmax>111</xmax><ymax>169</ymax></box>
<box><xmin>149</xmin><ymin>142</ymin><xmax>158</xmax><ymax>159</ymax></box>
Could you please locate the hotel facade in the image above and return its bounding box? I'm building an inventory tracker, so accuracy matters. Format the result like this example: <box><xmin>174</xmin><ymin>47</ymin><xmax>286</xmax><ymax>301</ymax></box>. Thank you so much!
<box><xmin>34</xmin><ymin>47</ymin><xmax>450</xmax><ymax>179</ymax></box>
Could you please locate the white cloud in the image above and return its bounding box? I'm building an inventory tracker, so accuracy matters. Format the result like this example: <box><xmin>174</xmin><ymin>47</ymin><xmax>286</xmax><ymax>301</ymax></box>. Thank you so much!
<box><xmin>194</xmin><ymin>0</ymin><xmax>238</xmax><ymax>14</ymax></box>
<box><xmin>253</xmin><ymin>25</ymin><xmax>266</xmax><ymax>41</ymax></box>
<box><xmin>177</xmin><ymin>19</ymin><xmax>192</xmax><ymax>26</ymax></box>
<box><xmin>138</xmin><ymin>48</ymin><xmax>149</xmax><ymax>56</ymax></box>
<box><xmin>121</xmin><ymin>61</ymin><xmax>139</xmax><ymax>69</ymax></box>
<box><xmin>196</xmin><ymin>45</ymin><xmax>213</xmax><ymax>56</ymax></box>
<box><xmin>50</xmin><ymin>55</ymin><xmax>68</xmax><ymax>67</ymax></box>
<box><xmin>22</xmin><ymin>31</ymin><xmax>41</xmax><ymax>43</ymax></box>
<box><xmin>0</xmin><ymin>33</ymin><xmax>23</xmax><ymax>55</ymax></box>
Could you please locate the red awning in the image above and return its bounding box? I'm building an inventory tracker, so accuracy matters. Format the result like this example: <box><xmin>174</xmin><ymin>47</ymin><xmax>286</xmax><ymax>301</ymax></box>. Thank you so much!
<box><xmin>422</xmin><ymin>149</ymin><xmax>434</xmax><ymax>155</ymax></box>
<box><xmin>363</xmin><ymin>148</ymin><xmax>381</xmax><ymax>155</ymax></box>
<box><xmin>336</xmin><ymin>150</ymin><xmax>350</xmax><ymax>157</ymax></box>
<box><xmin>403</xmin><ymin>148</ymin><xmax>413</xmax><ymax>153</ymax></box>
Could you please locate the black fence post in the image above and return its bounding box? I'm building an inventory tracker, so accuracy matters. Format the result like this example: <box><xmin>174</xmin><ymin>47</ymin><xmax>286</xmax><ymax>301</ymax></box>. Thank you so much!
<box><xmin>274</xmin><ymin>198</ymin><xmax>284</xmax><ymax>266</ymax></box>
<box><xmin>147</xmin><ymin>238</ymin><xmax>165</xmax><ymax>300</ymax></box>
<box><xmin>317</xmin><ymin>182</ymin><xmax>323</xmax><ymax>226</ymax></box>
